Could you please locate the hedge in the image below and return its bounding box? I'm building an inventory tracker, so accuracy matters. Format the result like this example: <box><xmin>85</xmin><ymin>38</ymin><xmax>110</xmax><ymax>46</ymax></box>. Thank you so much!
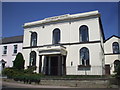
<box><xmin>2</xmin><ymin>67</ymin><xmax>43</xmax><ymax>84</ymax></box>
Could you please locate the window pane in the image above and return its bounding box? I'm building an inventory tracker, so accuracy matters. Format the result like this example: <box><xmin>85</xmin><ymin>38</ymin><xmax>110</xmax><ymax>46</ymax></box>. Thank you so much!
<box><xmin>14</xmin><ymin>45</ymin><xmax>17</xmax><ymax>54</ymax></box>
<box><xmin>3</xmin><ymin>46</ymin><xmax>7</xmax><ymax>54</ymax></box>
<box><xmin>80</xmin><ymin>25</ymin><xmax>89</xmax><ymax>42</ymax></box>
<box><xmin>30</xmin><ymin>51</ymin><xmax>36</xmax><ymax>66</ymax></box>
<box><xmin>53</xmin><ymin>28</ymin><xmax>60</xmax><ymax>44</ymax></box>
<box><xmin>80</xmin><ymin>47</ymin><xmax>89</xmax><ymax>65</ymax></box>
<box><xmin>113</xmin><ymin>42</ymin><xmax>119</xmax><ymax>54</ymax></box>
<box><xmin>114</xmin><ymin>60</ymin><xmax>120</xmax><ymax>71</ymax></box>
<box><xmin>31</xmin><ymin>32</ymin><xmax>37</xmax><ymax>46</ymax></box>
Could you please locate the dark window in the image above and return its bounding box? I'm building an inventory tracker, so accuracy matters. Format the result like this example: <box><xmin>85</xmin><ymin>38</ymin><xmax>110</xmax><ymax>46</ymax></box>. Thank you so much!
<box><xmin>80</xmin><ymin>47</ymin><xmax>90</xmax><ymax>65</ymax></box>
<box><xmin>29</xmin><ymin>51</ymin><xmax>36</xmax><ymax>66</ymax></box>
<box><xmin>53</xmin><ymin>28</ymin><xmax>60</xmax><ymax>44</ymax></box>
<box><xmin>31</xmin><ymin>32</ymin><xmax>37</xmax><ymax>46</ymax></box>
<box><xmin>13</xmin><ymin>45</ymin><xmax>17</xmax><ymax>54</ymax></box>
<box><xmin>79</xmin><ymin>25</ymin><xmax>89</xmax><ymax>42</ymax></box>
<box><xmin>113</xmin><ymin>42</ymin><xmax>119</xmax><ymax>54</ymax></box>
<box><xmin>114</xmin><ymin>60</ymin><xmax>120</xmax><ymax>72</ymax></box>
<box><xmin>3</xmin><ymin>46</ymin><xmax>7</xmax><ymax>54</ymax></box>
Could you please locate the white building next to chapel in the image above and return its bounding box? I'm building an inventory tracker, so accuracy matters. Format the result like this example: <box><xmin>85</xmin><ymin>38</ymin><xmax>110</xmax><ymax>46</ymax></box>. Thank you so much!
<box><xmin>0</xmin><ymin>36</ymin><xmax>23</xmax><ymax>73</ymax></box>
<box><xmin>23</xmin><ymin>10</ymin><xmax>106</xmax><ymax>76</ymax></box>
<box><xmin>104</xmin><ymin>35</ymin><xmax>120</xmax><ymax>75</ymax></box>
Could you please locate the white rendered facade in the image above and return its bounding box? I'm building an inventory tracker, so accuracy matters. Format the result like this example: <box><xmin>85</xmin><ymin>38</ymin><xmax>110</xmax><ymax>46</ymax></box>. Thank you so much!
<box><xmin>104</xmin><ymin>36</ymin><xmax>120</xmax><ymax>75</ymax></box>
<box><xmin>23</xmin><ymin>11</ymin><xmax>105</xmax><ymax>75</ymax></box>
<box><xmin>0</xmin><ymin>43</ymin><xmax>23</xmax><ymax>67</ymax></box>
<box><xmin>0</xmin><ymin>36</ymin><xmax>23</xmax><ymax>74</ymax></box>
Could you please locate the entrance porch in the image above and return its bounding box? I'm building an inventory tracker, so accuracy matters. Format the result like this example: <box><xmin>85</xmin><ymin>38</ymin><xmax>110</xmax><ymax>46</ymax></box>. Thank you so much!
<box><xmin>43</xmin><ymin>55</ymin><xmax>66</xmax><ymax>76</ymax></box>
<box><xmin>38</xmin><ymin>45</ymin><xmax>67</xmax><ymax>76</ymax></box>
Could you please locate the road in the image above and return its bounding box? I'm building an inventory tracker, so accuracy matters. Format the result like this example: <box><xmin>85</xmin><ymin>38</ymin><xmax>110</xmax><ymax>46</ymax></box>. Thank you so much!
<box><xmin>1</xmin><ymin>80</ymin><xmax>119</xmax><ymax>90</ymax></box>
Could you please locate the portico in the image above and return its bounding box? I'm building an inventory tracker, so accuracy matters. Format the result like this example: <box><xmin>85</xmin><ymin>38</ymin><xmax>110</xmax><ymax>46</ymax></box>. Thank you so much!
<box><xmin>38</xmin><ymin>45</ymin><xmax>67</xmax><ymax>76</ymax></box>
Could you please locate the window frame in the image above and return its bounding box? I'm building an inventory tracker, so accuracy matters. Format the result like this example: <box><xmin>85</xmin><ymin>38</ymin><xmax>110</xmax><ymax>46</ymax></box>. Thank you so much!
<box><xmin>80</xmin><ymin>47</ymin><xmax>90</xmax><ymax>66</ymax></box>
<box><xmin>52</xmin><ymin>28</ymin><xmax>60</xmax><ymax>44</ymax></box>
<box><xmin>112</xmin><ymin>42</ymin><xmax>120</xmax><ymax>54</ymax></box>
<box><xmin>114</xmin><ymin>60</ymin><xmax>120</xmax><ymax>72</ymax></box>
<box><xmin>3</xmin><ymin>46</ymin><xmax>7</xmax><ymax>55</ymax></box>
<box><xmin>13</xmin><ymin>45</ymin><xmax>18</xmax><ymax>54</ymax></box>
<box><xmin>29</xmin><ymin>51</ymin><xmax>36</xmax><ymax>67</ymax></box>
<box><xmin>30</xmin><ymin>32</ymin><xmax>37</xmax><ymax>46</ymax></box>
<box><xmin>79</xmin><ymin>25</ymin><xmax>89</xmax><ymax>42</ymax></box>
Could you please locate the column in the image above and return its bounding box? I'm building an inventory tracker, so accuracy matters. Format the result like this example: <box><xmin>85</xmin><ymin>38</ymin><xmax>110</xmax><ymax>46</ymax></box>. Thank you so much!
<box><xmin>36</xmin><ymin>53</ymin><xmax>39</xmax><ymax>73</ymax></box>
<box><xmin>39</xmin><ymin>55</ymin><xmax>42</xmax><ymax>73</ymax></box>
<box><xmin>48</xmin><ymin>56</ymin><xmax>51</xmax><ymax>75</ymax></box>
<box><xmin>62</xmin><ymin>55</ymin><xmax>64</xmax><ymax>75</ymax></box>
<box><xmin>58</xmin><ymin>56</ymin><xmax>62</xmax><ymax>76</ymax></box>
<box><xmin>41</xmin><ymin>56</ymin><xmax>45</xmax><ymax>74</ymax></box>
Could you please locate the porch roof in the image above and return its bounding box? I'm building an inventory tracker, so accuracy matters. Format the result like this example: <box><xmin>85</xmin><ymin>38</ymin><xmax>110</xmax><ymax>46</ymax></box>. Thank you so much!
<box><xmin>38</xmin><ymin>45</ymin><xmax>67</xmax><ymax>55</ymax></box>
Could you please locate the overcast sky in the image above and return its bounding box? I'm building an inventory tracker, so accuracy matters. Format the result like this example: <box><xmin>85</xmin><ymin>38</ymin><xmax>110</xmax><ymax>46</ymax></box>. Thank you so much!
<box><xmin>2</xmin><ymin>2</ymin><xmax>119</xmax><ymax>39</ymax></box>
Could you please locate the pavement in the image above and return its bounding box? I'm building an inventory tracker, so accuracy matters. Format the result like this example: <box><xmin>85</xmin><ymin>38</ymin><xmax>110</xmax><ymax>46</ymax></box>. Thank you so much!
<box><xmin>1</xmin><ymin>78</ymin><xmax>119</xmax><ymax>90</ymax></box>
<box><xmin>2</xmin><ymin>81</ymin><xmax>119</xmax><ymax>90</ymax></box>
<box><xmin>2</xmin><ymin>80</ymin><xmax>71</xmax><ymax>88</ymax></box>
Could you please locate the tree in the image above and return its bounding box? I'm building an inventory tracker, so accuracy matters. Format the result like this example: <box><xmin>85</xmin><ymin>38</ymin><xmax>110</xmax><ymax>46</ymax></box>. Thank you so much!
<box><xmin>13</xmin><ymin>53</ymin><xmax>25</xmax><ymax>70</ymax></box>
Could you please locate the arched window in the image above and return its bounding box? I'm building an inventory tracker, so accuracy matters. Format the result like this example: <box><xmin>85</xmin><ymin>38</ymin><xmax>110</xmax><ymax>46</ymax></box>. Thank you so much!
<box><xmin>29</xmin><ymin>51</ymin><xmax>36</xmax><ymax>66</ymax></box>
<box><xmin>114</xmin><ymin>60</ymin><xmax>120</xmax><ymax>72</ymax></box>
<box><xmin>80</xmin><ymin>47</ymin><xmax>90</xmax><ymax>65</ymax></box>
<box><xmin>53</xmin><ymin>28</ymin><xmax>60</xmax><ymax>44</ymax></box>
<box><xmin>31</xmin><ymin>32</ymin><xmax>37</xmax><ymax>46</ymax></box>
<box><xmin>113</xmin><ymin>42</ymin><xmax>119</xmax><ymax>54</ymax></box>
<box><xmin>79</xmin><ymin>25</ymin><xmax>89</xmax><ymax>42</ymax></box>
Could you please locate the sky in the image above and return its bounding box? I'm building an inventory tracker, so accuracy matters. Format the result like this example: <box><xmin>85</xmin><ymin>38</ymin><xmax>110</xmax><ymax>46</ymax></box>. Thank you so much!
<box><xmin>2</xmin><ymin>2</ymin><xmax>119</xmax><ymax>39</ymax></box>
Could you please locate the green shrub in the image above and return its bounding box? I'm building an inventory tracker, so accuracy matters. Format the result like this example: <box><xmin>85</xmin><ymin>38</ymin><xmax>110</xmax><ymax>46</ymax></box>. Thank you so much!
<box><xmin>13</xmin><ymin>53</ymin><xmax>25</xmax><ymax>70</ymax></box>
<box><xmin>13</xmin><ymin>73</ymin><xmax>42</xmax><ymax>84</ymax></box>
<box><xmin>2</xmin><ymin>67</ymin><xmax>20</xmax><ymax>78</ymax></box>
<box><xmin>24</xmin><ymin>66</ymin><xmax>36</xmax><ymax>74</ymax></box>
<box><xmin>114</xmin><ymin>64</ymin><xmax>120</xmax><ymax>79</ymax></box>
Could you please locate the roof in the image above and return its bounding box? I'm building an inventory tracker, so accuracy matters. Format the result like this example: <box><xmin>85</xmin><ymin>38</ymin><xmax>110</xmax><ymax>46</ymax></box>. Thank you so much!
<box><xmin>104</xmin><ymin>35</ymin><xmax>120</xmax><ymax>43</ymax></box>
<box><xmin>0</xmin><ymin>59</ymin><xmax>6</xmax><ymax>63</ymax></box>
<box><xmin>23</xmin><ymin>10</ymin><xmax>100</xmax><ymax>28</ymax></box>
<box><xmin>1</xmin><ymin>35</ymin><xmax>23</xmax><ymax>44</ymax></box>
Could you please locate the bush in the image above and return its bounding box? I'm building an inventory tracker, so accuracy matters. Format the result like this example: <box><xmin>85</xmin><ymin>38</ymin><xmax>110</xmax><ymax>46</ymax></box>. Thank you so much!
<box><xmin>13</xmin><ymin>73</ymin><xmax>42</xmax><ymax>84</ymax></box>
<box><xmin>3</xmin><ymin>67</ymin><xmax>43</xmax><ymax>84</ymax></box>
<box><xmin>13</xmin><ymin>53</ymin><xmax>25</xmax><ymax>70</ymax></box>
<box><xmin>24</xmin><ymin>66</ymin><xmax>36</xmax><ymax>74</ymax></box>
<box><xmin>114</xmin><ymin>64</ymin><xmax>120</xmax><ymax>79</ymax></box>
<box><xmin>2</xmin><ymin>67</ymin><xmax>22</xmax><ymax>79</ymax></box>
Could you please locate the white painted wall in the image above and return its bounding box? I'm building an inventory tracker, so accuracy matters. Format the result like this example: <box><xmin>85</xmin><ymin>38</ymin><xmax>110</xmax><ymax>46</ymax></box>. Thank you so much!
<box><xmin>23</xmin><ymin>17</ymin><xmax>101</xmax><ymax>48</ymax></box>
<box><xmin>104</xmin><ymin>37</ymin><xmax>120</xmax><ymax>54</ymax></box>
<box><xmin>23</xmin><ymin>11</ymin><xmax>104</xmax><ymax>75</ymax></box>
<box><xmin>104</xmin><ymin>36</ymin><xmax>120</xmax><ymax>74</ymax></box>
<box><xmin>0</xmin><ymin>43</ymin><xmax>23</xmax><ymax>67</ymax></box>
<box><xmin>65</xmin><ymin>43</ymin><xmax>104</xmax><ymax>75</ymax></box>
<box><xmin>23</xmin><ymin>42</ymin><xmax>104</xmax><ymax>75</ymax></box>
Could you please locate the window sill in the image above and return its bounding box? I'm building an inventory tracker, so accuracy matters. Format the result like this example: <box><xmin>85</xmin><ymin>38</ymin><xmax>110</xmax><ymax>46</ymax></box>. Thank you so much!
<box><xmin>2</xmin><ymin>54</ymin><xmax>7</xmax><ymax>56</ymax></box>
<box><xmin>78</xmin><ymin>65</ymin><xmax>91</xmax><ymax>67</ymax></box>
<box><xmin>78</xmin><ymin>65</ymin><xmax>91</xmax><ymax>70</ymax></box>
<box><xmin>12</xmin><ymin>53</ymin><xmax>17</xmax><ymax>56</ymax></box>
<box><xmin>27</xmin><ymin>66</ymin><xmax>37</xmax><ymax>70</ymax></box>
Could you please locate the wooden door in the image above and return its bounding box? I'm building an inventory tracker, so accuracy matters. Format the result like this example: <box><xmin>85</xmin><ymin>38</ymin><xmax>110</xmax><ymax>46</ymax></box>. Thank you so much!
<box><xmin>105</xmin><ymin>64</ymin><xmax>110</xmax><ymax>75</ymax></box>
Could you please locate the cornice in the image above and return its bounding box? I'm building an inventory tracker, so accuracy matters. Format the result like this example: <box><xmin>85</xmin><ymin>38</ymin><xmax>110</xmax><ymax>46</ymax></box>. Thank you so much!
<box><xmin>23</xmin><ymin>10</ymin><xmax>100</xmax><ymax>28</ymax></box>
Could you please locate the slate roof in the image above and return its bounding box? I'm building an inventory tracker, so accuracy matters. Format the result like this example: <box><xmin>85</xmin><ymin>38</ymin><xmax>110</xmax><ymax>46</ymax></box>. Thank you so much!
<box><xmin>0</xmin><ymin>35</ymin><xmax>23</xmax><ymax>44</ymax></box>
